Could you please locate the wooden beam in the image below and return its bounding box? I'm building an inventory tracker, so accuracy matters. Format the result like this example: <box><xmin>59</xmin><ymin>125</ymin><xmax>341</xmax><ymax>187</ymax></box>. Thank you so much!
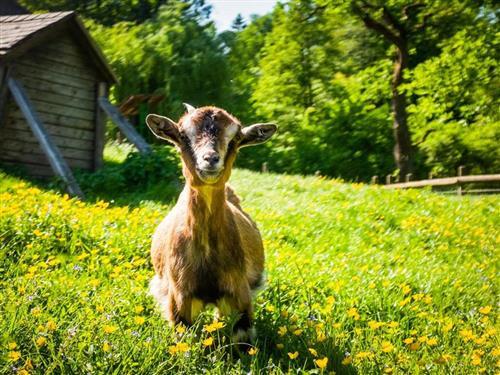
<box><xmin>98</xmin><ymin>96</ymin><xmax>151</xmax><ymax>154</ymax></box>
<box><xmin>7</xmin><ymin>75</ymin><xmax>84</xmax><ymax>198</ymax></box>
<box><xmin>94</xmin><ymin>83</ymin><xmax>107</xmax><ymax>170</ymax></box>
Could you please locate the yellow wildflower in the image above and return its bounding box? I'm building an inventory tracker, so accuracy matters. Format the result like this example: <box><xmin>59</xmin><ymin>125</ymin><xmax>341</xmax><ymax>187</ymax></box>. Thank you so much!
<box><xmin>203</xmin><ymin>320</ymin><xmax>225</xmax><ymax>333</ymax></box>
<box><xmin>276</xmin><ymin>343</ymin><xmax>284</xmax><ymax>350</ymax></box>
<box><xmin>8</xmin><ymin>351</ymin><xmax>21</xmax><ymax>361</ymax></box>
<box><xmin>278</xmin><ymin>326</ymin><xmax>287</xmax><ymax>336</ymax></box>
<box><xmin>103</xmin><ymin>325</ymin><xmax>118</xmax><ymax>334</ymax></box>
<box><xmin>36</xmin><ymin>337</ymin><xmax>47</xmax><ymax>347</ymax></box>
<box><xmin>175</xmin><ymin>342</ymin><xmax>189</xmax><ymax>353</ymax></box>
<box><xmin>288</xmin><ymin>351</ymin><xmax>299</xmax><ymax>359</ymax></box>
<box><xmin>342</xmin><ymin>355</ymin><xmax>352</xmax><ymax>365</ymax></box>
<box><xmin>459</xmin><ymin>329</ymin><xmax>474</xmax><ymax>342</ymax></box>
<box><xmin>135</xmin><ymin>306</ymin><xmax>144</xmax><ymax>314</ymax></box>
<box><xmin>479</xmin><ymin>306</ymin><xmax>492</xmax><ymax>315</ymax></box>
<box><xmin>355</xmin><ymin>351</ymin><xmax>374</xmax><ymax>360</ymax></box>
<box><xmin>308</xmin><ymin>348</ymin><xmax>318</xmax><ymax>357</ymax></box>
<box><xmin>176</xmin><ymin>325</ymin><xmax>186</xmax><ymax>334</ymax></box>
<box><xmin>314</xmin><ymin>357</ymin><xmax>328</xmax><ymax>369</ymax></box>
<box><xmin>46</xmin><ymin>320</ymin><xmax>57</xmax><ymax>331</ymax></box>
<box><xmin>248</xmin><ymin>347</ymin><xmax>258</xmax><ymax>355</ymax></box>
<box><xmin>442</xmin><ymin>322</ymin><xmax>453</xmax><ymax>333</ymax></box>
<box><xmin>103</xmin><ymin>342</ymin><xmax>111</xmax><ymax>352</ymax></box>
<box><xmin>368</xmin><ymin>321</ymin><xmax>384</xmax><ymax>330</ymax></box>
<box><xmin>347</xmin><ymin>307</ymin><xmax>360</xmax><ymax>320</ymax></box>
<box><xmin>381</xmin><ymin>341</ymin><xmax>394</xmax><ymax>353</ymax></box>
<box><xmin>8</xmin><ymin>342</ymin><xmax>17</xmax><ymax>350</ymax></box>
<box><xmin>134</xmin><ymin>316</ymin><xmax>146</xmax><ymax>326</ymax></box>
<box><xmin>403</xmin><ymin>338</ymin><xmax>414</xmax><ymax>345</ymax></box>
<box><xmin>427</xmin><ymin>338</ymin><xmax>438</xmax><ymax>346</ymax></box>
<box><xmin>293</xmin><ymin>329</ymin><xmax>303</xmax><ymax>336</ymax></box>
<box><xmin>203</xmin><ymin>337</ymin><xmax>214</xmax><ymax>347</ymax></box>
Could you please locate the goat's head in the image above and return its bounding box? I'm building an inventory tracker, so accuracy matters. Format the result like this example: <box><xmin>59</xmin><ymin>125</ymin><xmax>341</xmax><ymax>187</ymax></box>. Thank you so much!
<box><xmin>146</xmin><ymin>104</ymin><xmax>277</xmax><ymax>185</ymax></box>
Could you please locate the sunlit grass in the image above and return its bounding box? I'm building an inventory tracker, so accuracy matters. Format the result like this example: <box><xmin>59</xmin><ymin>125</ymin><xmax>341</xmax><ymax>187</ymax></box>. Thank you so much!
<box><xmin>0</xmin><ymin>168</ymin><xmax>498</xmax><ymax>374</ymax></box>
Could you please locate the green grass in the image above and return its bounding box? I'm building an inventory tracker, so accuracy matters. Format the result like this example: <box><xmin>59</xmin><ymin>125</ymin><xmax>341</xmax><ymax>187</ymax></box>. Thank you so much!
<box><xmin>0</xmin><ymin>148</ymin><xmax>498</xmax><ymax>374</ymax></box>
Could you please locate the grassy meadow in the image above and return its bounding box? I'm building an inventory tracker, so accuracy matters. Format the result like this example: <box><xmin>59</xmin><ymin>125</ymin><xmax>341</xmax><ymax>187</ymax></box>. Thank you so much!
<box><xmin>0</xmin><ymin>145</ymin><xmax>499</xmax><ymax>374</ymax></box>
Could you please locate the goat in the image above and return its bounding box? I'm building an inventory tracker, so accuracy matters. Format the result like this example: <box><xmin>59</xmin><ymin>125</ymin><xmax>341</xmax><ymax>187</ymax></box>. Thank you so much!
<box><xmin>146</xmin><ymin>104</ymin><xmax>277</xmax><ymax>340</ymax></box>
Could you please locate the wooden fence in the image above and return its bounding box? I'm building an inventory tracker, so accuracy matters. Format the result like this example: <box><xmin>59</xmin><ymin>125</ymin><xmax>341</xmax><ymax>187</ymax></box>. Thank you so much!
<box><xmin>373</xmin><ymin>167</ymin><xmax>500</xmax><ymax>195</ymax></box>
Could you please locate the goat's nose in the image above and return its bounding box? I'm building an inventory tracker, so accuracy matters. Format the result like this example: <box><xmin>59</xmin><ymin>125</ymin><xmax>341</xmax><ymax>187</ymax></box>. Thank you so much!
<box><xmin>203</xmin><ymin>152</ymin><xmax>220</xmax><ymax>165</ymax></box>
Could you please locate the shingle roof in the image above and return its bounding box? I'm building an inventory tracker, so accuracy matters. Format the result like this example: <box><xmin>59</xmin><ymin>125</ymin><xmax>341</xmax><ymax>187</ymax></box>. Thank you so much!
<box><xmin>0</xmin><ymin>11</ymin><xmax>116</xmax><ymax>83</ymax></box>
<box><xmin>0</xmin><ymin>12</ymin><xmax>73</xmax><ymax>55</ymax></box>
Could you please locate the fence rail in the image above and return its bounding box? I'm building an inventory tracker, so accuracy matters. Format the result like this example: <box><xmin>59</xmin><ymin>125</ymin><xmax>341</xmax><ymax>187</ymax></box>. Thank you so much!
<box><xmin>374</xmin><ymin>167</ymin><xmax>500</xmax><ymax>195</ymax></box>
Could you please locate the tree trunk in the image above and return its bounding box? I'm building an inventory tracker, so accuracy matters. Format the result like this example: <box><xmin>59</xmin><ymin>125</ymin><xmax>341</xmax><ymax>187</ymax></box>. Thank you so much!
<box><xmin>391</xmin><ymin>44</ymin><xmax>413</xmax><ymax>179</ymax></box>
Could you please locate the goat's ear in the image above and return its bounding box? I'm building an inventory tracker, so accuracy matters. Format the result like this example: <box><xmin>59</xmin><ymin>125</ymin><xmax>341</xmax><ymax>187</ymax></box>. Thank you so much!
<box><xmin>146</xmin><ymin>114</ymin><xmax>180</xmax><ymax>145</ymax></box>
<box><xmin>240</xmin><ymin>123</ymin><xmax>277</xmax><ymax>148</ymax></box>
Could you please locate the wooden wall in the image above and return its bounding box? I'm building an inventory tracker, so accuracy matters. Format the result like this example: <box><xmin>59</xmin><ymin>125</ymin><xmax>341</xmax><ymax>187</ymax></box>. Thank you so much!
<box><xmin>0</xmin><ymin>33</ymin><xmax>101</xmax><ymax>178</ymax></box>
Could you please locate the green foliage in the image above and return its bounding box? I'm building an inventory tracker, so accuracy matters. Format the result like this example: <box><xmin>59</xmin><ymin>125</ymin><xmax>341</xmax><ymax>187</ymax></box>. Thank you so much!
<box><xmin>1</xmin><ymin>170</ymin><xmax>499</xmax><ymax>373</ymax></box>
<box><xmin>19</xmin><ymin>0</ymin><xmax>499</xmax><ymax>180</ymax></box>
<box><xmin>75</xmin><ymin>146</ymin><xmax>181</xmax><ymax>203</ymax></box>
<box><xmin>404</xmin><ymin>24</ymin><xmax>500</xmax><ymax>176</ymax></box>
<box><xmin>88</xmin><ymin>1</ymin><xmax>228</xmax><ymax>123</ymax></box>
<box><xmin>20</xmin><ymin>0</ymin><xmax>171</xmax><ymax>25</ymax></box>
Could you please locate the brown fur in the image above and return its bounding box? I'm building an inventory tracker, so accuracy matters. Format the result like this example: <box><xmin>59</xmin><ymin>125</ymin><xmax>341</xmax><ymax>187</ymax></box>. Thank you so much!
<box><xmin>148</xmin><ymin>106</ymin><xmax>274</xmax><ymax>334</ymax></box>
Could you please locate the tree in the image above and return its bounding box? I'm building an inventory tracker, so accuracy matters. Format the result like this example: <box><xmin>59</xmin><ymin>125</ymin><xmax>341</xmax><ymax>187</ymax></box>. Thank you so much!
<box><xmin>343</xmin><ymin>0</ymin><xmax>487</xmax><ymax>179</ymax></box>
<box><xmin>20</xmin><ymin>0</ymin><xmax>169</xmax><ymax>25</ymax></box>
<box><xmin>231</xmin><ymin>13</ymin><xmax>246</xmax><ymax>31</ymax></box>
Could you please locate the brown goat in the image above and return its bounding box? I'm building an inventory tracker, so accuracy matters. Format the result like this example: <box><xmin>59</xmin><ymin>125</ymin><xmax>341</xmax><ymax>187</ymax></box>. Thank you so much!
<box><xmin>146</xmin><ymin>104</ymin><xmax>277</xmax><ymax>340</ymax></box>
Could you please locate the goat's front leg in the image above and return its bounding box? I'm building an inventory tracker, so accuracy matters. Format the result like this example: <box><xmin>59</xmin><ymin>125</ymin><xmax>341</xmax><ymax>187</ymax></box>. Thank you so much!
<box><xmin>169</xmin><ymin>291</ymin><xmax>205</xmax><ymax>326</ymax></box>
<box><xmin>217</xmin><ymin>283</ymin><xmax>254</xmax><ymax>343</ymax></box>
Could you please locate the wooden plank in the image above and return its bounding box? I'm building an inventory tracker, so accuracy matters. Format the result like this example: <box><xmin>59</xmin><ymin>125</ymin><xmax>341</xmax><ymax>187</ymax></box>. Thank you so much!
<box><xmin>20</xmin><ymin>86</ymin><xmax>95</xmax><ymax>112</ymax></box>
<box><xmin>2</xmin><ymin>123</ymin><xmax>94</xmax><ymax>145</ymax></box>
<box><xmin>28</xmin><ymin>41</ymin><xmax>97</xmax><ymax>73</ymax></box>
<box><xmin>1</xmin><ymin>139</ymin><xmax>93</xmax><ymax>160</ymax></box>
<box><xmin>385</xmin><ymin>174</ymin><xmax>500</xmax><ymax>189</ymax></box>
<box><xmin>99</xmin><ymin>97</ymin><xmax>151</xmax><ymax>154</ymax></box>
<box><xmin>1</xmin><ymin>129</ymin><xmax>94</xmax><ymax>151</ymax></box>
<box><xmin>16</xmin><ymin>70</ymin><xmax>97</xmax><ymax>93</ymax></box>
<box><xmin>7</xmin><ymin>109</ymin><xmax>95</xmax><ymax>131</ymax></box>
<box><xmin>14</xmin><ymin>62</ymin><xmax>97</xmax><ymax>92</ymax></box>
<box><xmin>16</xmin><ymin>97</ymin><xmax>95</xmax><ymax>121</ymax></box>
<box><xmin>20</xmin><ymin>76</ymin><xmax>95</xmax><ymax>101</ymax></box>
<box><xmin>18</xmin><ymin>54</ymin><xmax>97</xmax><ymax>82</ymax></box>
<box><xmin>94</xmin><ymin>83</ymin><xmax>107</xmax><ymax>170</ymax></box>
<box><xmin>6</xmin><ymin>76</ymin><xmax>84</xmax><ymax>197</ymax></box>
<box><xmin>5</xmin><ymin>117</ymin><xmax>95</xmax><ymax>140</ymax></box>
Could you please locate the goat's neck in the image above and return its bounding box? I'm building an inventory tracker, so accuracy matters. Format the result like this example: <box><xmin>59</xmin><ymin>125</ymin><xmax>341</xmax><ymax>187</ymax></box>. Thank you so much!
<box><xmin>183</xmin><ymin>182</ymin><xmax>226</xmax><ymax>229</ymax></box>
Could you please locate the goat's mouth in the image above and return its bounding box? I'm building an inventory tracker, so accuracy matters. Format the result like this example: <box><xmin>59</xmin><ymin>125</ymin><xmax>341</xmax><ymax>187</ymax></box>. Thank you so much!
<box><xmin>196</xmin><ymin>167</ymin><xmax>223</xmax><ymax>183</ymax></box>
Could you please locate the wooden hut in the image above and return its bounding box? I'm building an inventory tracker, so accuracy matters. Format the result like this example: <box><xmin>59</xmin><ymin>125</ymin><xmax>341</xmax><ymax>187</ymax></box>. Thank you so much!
<box><xmin>0</xmin><ymin>10</ymin><xmax>150</xmax><ymax>197</ymax></box>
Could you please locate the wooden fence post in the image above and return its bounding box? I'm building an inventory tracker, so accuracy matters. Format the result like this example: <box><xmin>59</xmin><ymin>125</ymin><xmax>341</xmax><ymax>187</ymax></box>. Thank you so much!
<box><xmin>386</xmin><ymin>174</ymin><xmax>392</xmax><ymax>185</ymax></box>
<box><xmin>405</xmin><ymin>173</ymin><xmax>412</xmax><ymax>182</ymax></box>
<box><xmin>457</xmin><ymin>165</ymin><xmax>465</xmax><ymax>196</ymax></box>
<box><xmin>261</xmin><ymin>162</ymin><xmax>268</xmax><ymax>173</ymax></box>
<box><xmin>371</xmin><ymin>175</ymin><xmax>378</xmax><ymax>184</ymax></box>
